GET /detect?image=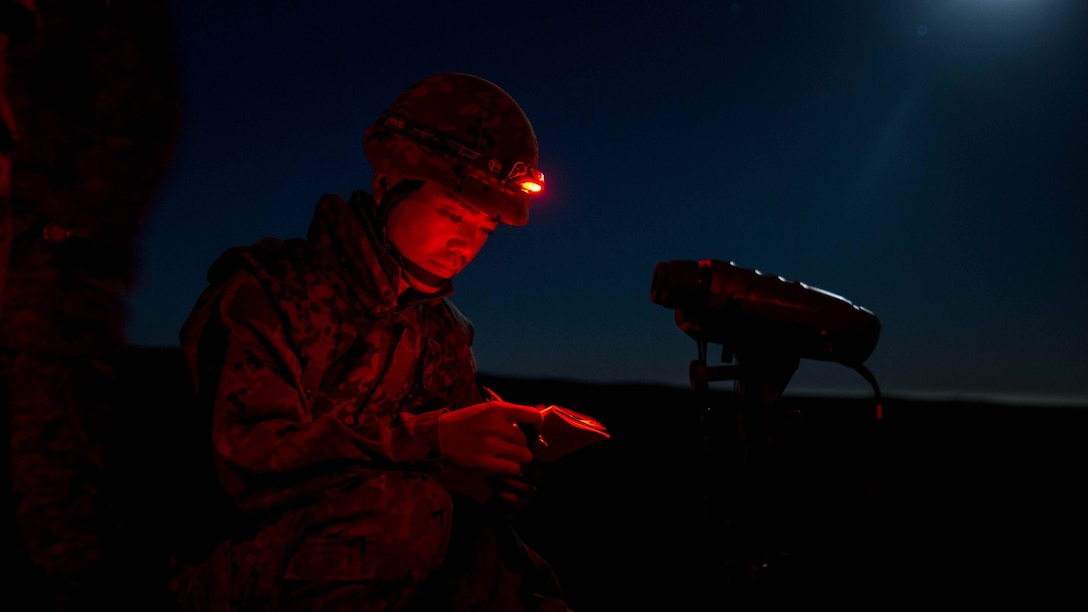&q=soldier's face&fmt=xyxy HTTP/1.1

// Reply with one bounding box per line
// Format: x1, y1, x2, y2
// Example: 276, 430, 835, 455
386, 182, 499, 289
